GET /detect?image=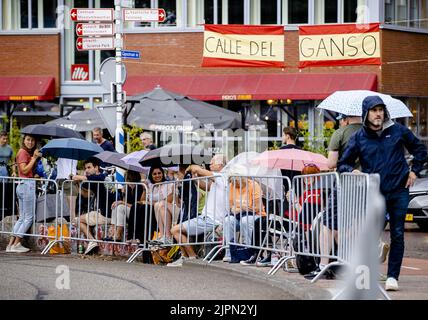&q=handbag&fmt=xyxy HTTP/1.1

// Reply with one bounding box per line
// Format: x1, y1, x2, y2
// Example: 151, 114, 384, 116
36, 192, 70, 223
